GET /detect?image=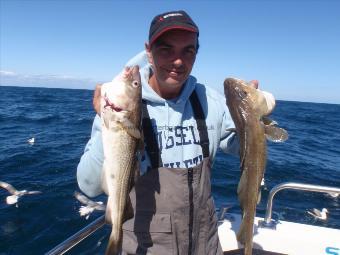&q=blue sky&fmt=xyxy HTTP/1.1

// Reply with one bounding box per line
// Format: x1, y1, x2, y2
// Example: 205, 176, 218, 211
1, 0, 339, 104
